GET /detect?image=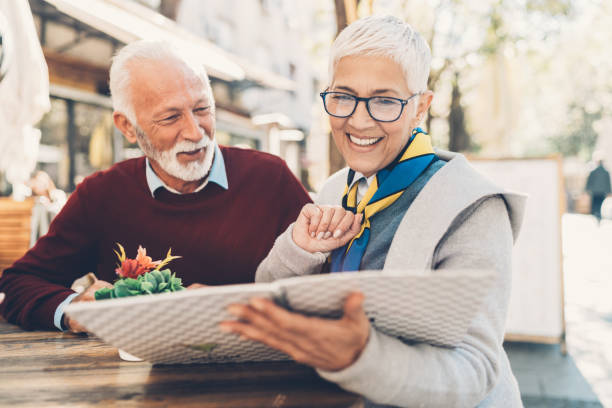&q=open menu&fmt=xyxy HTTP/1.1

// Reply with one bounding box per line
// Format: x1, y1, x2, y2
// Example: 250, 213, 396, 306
65, 269, 494, 364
